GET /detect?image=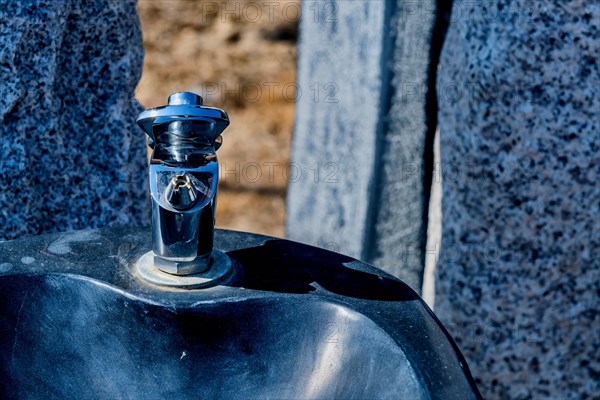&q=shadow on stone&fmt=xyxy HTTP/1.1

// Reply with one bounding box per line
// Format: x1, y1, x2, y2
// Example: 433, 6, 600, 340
228, 239, 418, 302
